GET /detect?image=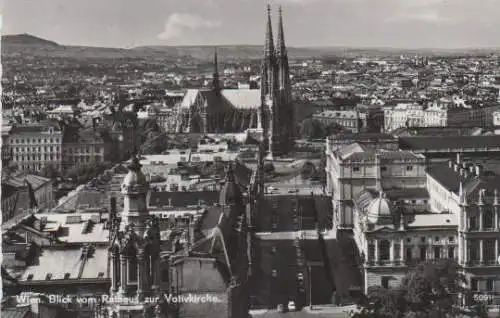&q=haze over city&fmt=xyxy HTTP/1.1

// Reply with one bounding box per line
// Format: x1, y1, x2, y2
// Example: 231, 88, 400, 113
3, 0, 500, 49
